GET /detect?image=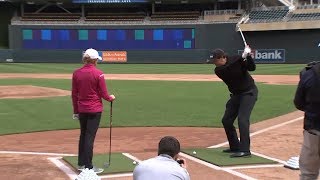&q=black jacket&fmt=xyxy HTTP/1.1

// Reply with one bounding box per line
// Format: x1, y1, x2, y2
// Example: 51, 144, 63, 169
294, 63, 320, 131
214, 55, 256, 94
